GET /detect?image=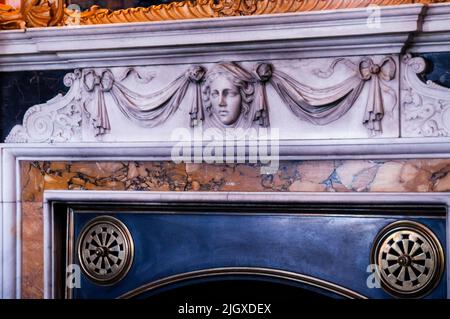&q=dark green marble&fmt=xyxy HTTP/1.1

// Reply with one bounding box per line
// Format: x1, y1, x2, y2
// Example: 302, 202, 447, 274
0, 70, 70, 141
420, 52, 450, 89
